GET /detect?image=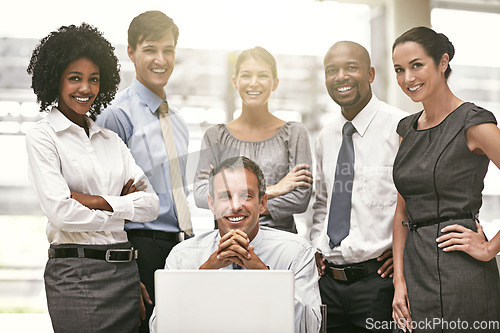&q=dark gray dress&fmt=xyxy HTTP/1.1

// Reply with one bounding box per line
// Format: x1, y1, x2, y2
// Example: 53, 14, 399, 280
393, 102, 500, 332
